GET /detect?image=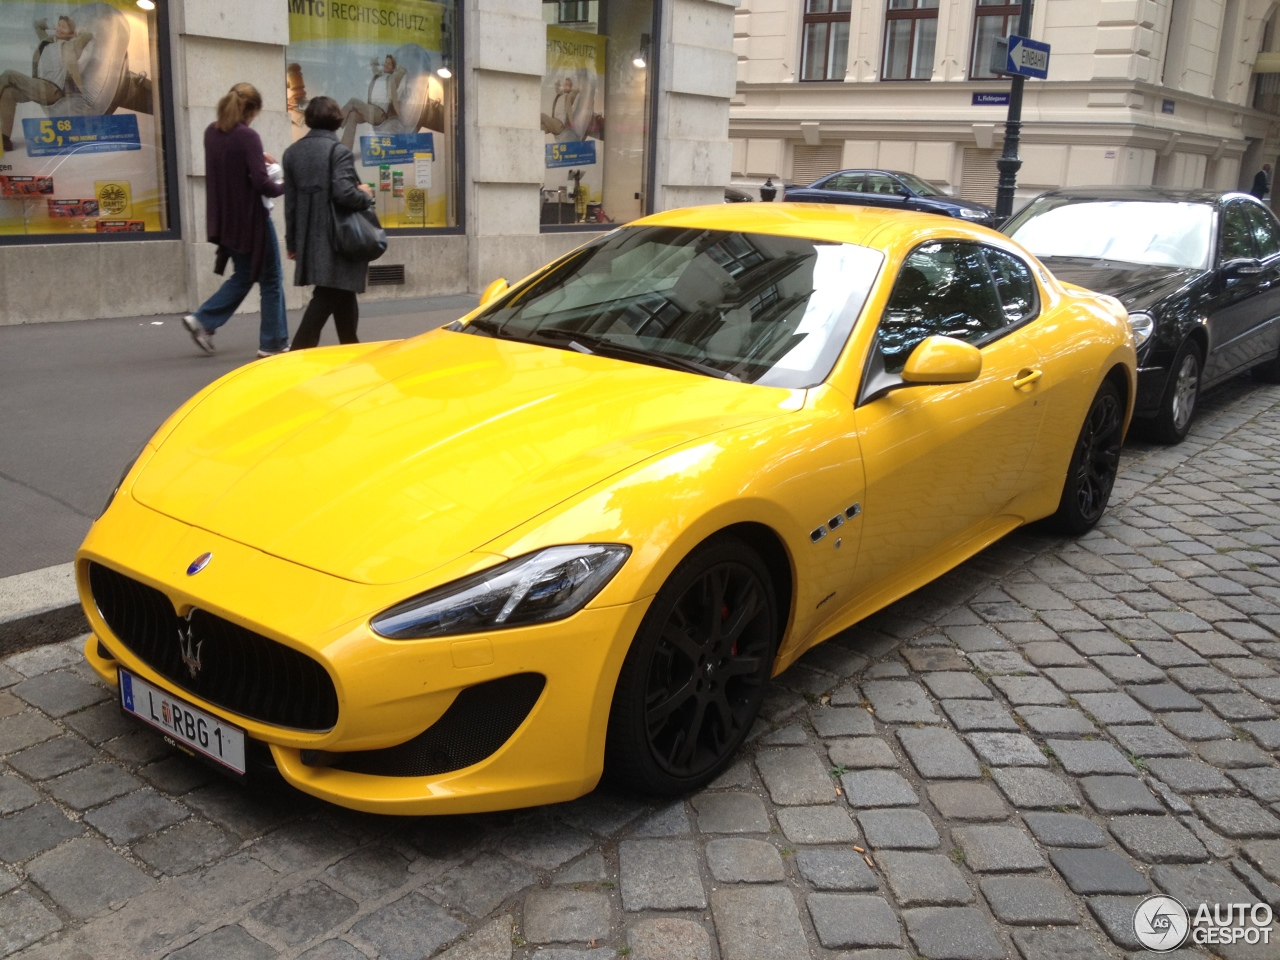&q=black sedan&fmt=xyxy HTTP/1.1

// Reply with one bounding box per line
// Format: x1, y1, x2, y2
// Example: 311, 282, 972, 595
1004, 187, 1280, 442
784, 169, 998, 227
